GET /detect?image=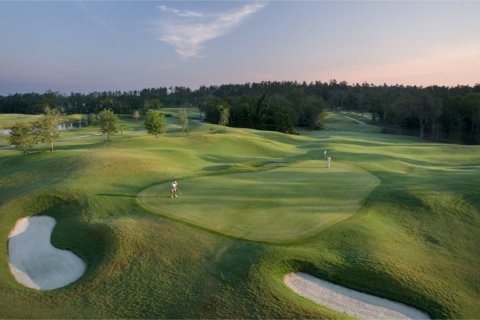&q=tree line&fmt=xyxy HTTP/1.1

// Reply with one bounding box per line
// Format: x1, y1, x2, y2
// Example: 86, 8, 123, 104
1, 81, 480, 144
